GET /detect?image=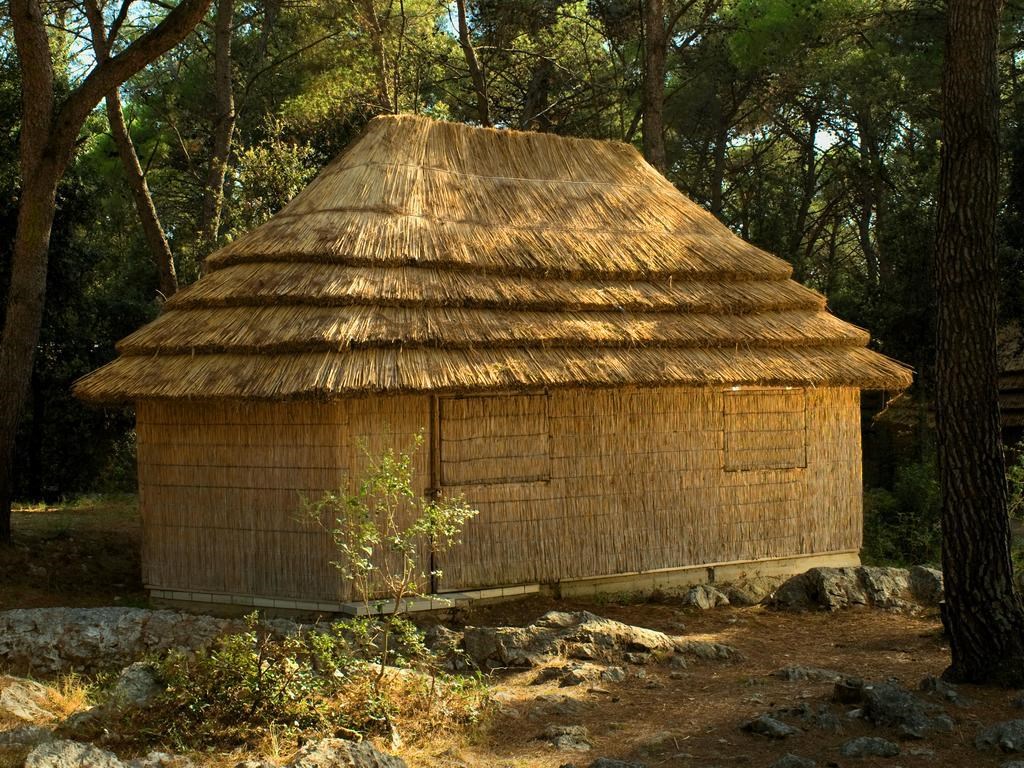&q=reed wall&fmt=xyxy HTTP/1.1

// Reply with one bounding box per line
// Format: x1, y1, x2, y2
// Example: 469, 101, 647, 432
135, 385, 861, 600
